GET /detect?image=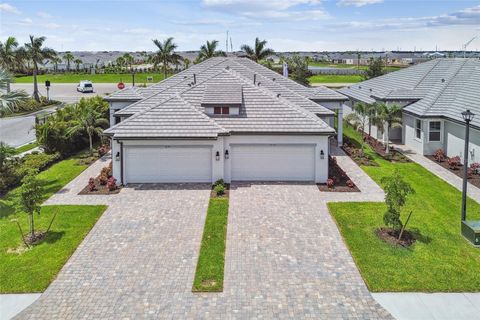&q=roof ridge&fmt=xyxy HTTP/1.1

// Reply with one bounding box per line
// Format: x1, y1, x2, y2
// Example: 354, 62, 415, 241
412, 59, 443, 89
224, 67, 330, 129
